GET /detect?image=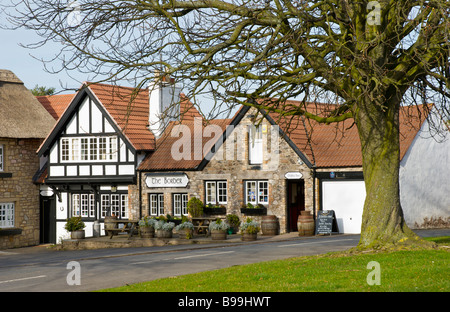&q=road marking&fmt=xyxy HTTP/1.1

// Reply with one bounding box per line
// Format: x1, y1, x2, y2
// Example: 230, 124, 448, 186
0, 275, 47, 284
277, 238, 356, 248
173, 250, 235, 260
131, 250, 235, 265
0, 251, 17, 255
